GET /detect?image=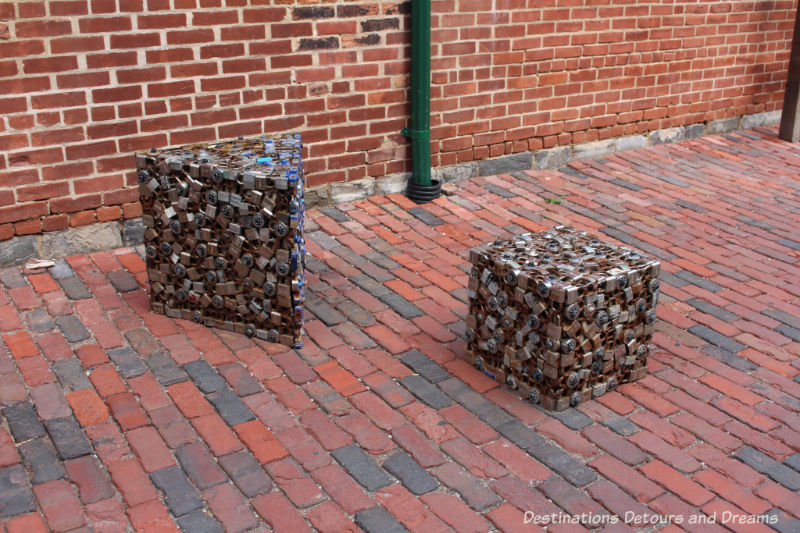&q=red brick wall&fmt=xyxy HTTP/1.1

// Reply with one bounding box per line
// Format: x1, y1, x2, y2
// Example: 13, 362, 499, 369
0, 0, 796, 241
